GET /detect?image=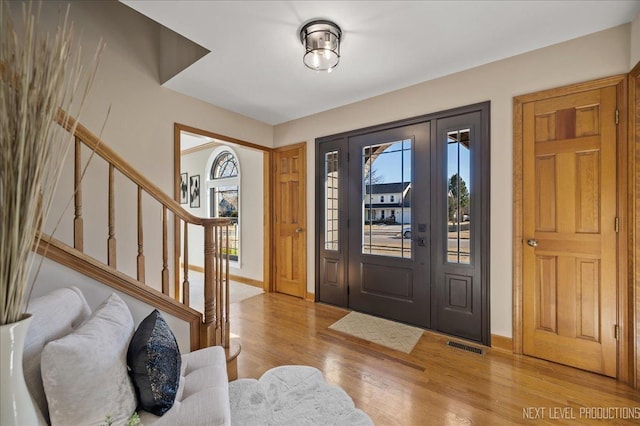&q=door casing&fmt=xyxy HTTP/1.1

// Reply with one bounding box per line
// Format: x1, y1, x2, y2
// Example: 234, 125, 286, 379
629, 61, 640, 389
173, 123, 273, 296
